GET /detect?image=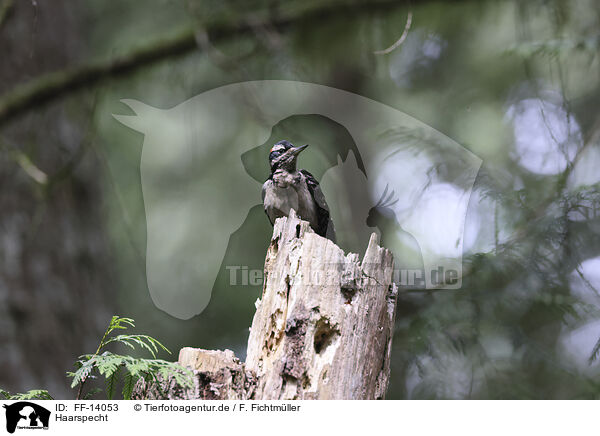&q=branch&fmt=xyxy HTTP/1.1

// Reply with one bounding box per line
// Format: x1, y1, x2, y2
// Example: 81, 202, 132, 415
374, 11, 413, 55
0, 27, 196, 126
0, 0, 407, 127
